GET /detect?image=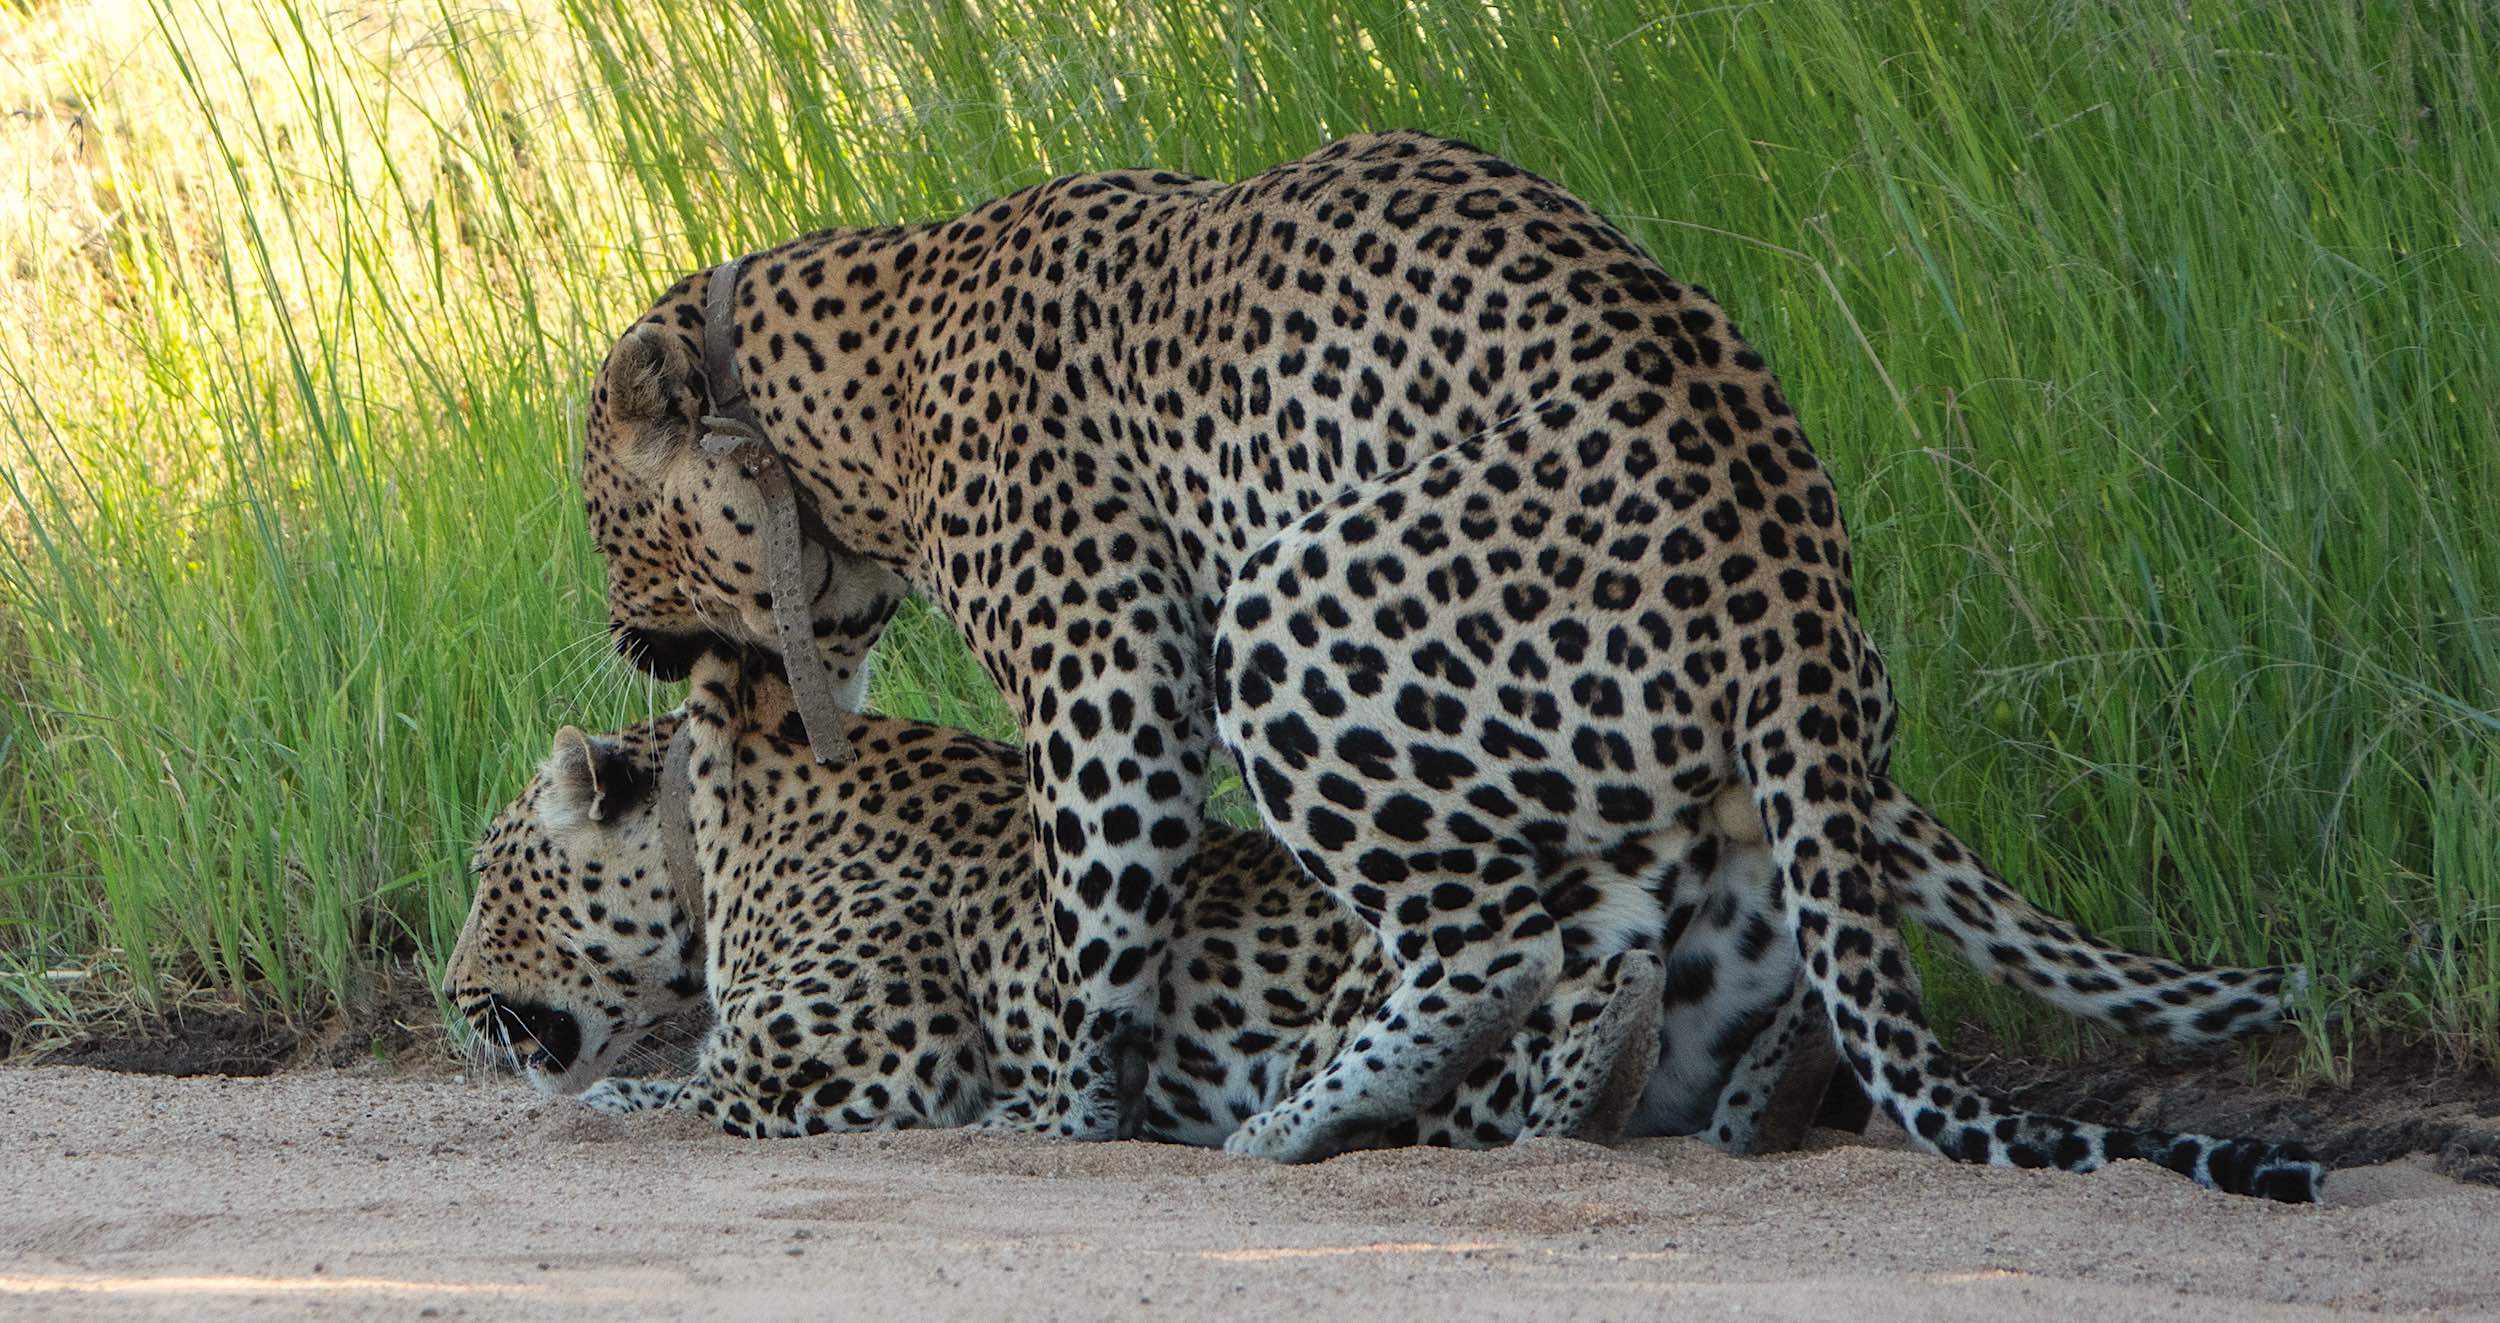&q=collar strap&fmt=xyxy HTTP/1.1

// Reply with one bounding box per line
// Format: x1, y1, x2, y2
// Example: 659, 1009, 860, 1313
659, 721, 702, 929
698, 253, 856, 767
